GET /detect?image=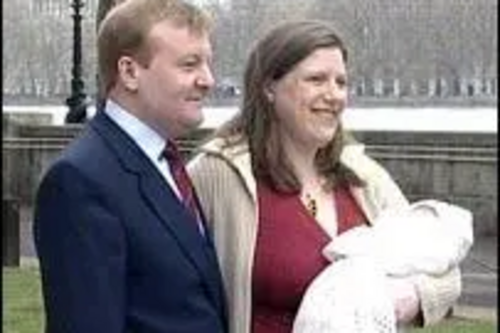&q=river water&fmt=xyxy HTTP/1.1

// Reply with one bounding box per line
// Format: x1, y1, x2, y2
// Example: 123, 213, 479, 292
3, 105, 497, 133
